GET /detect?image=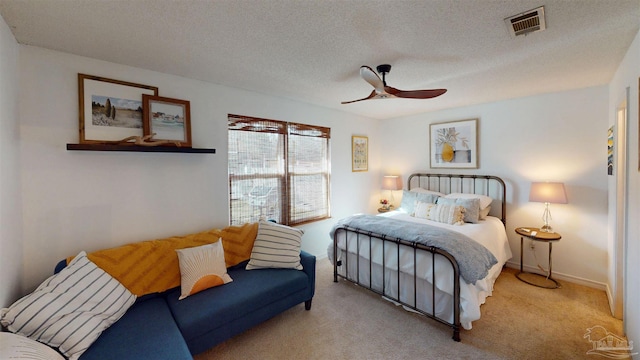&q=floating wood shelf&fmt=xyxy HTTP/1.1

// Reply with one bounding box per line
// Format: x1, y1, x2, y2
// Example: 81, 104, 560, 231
66, 143, 216, 154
